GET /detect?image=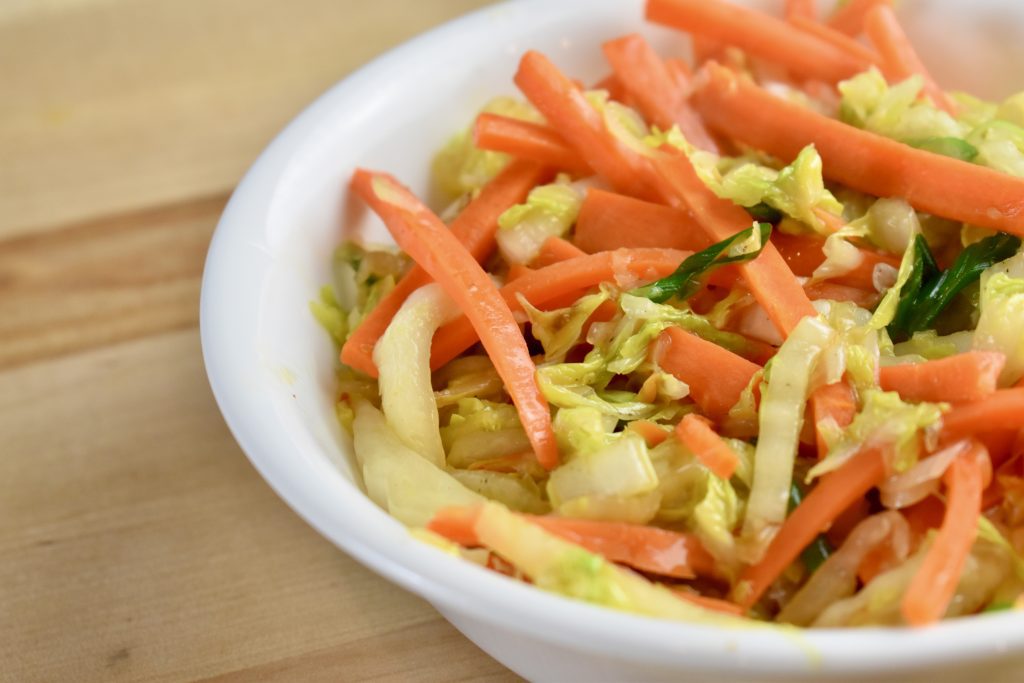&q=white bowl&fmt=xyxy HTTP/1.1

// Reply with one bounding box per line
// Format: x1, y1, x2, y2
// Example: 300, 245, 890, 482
200, 1, 1024, 680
